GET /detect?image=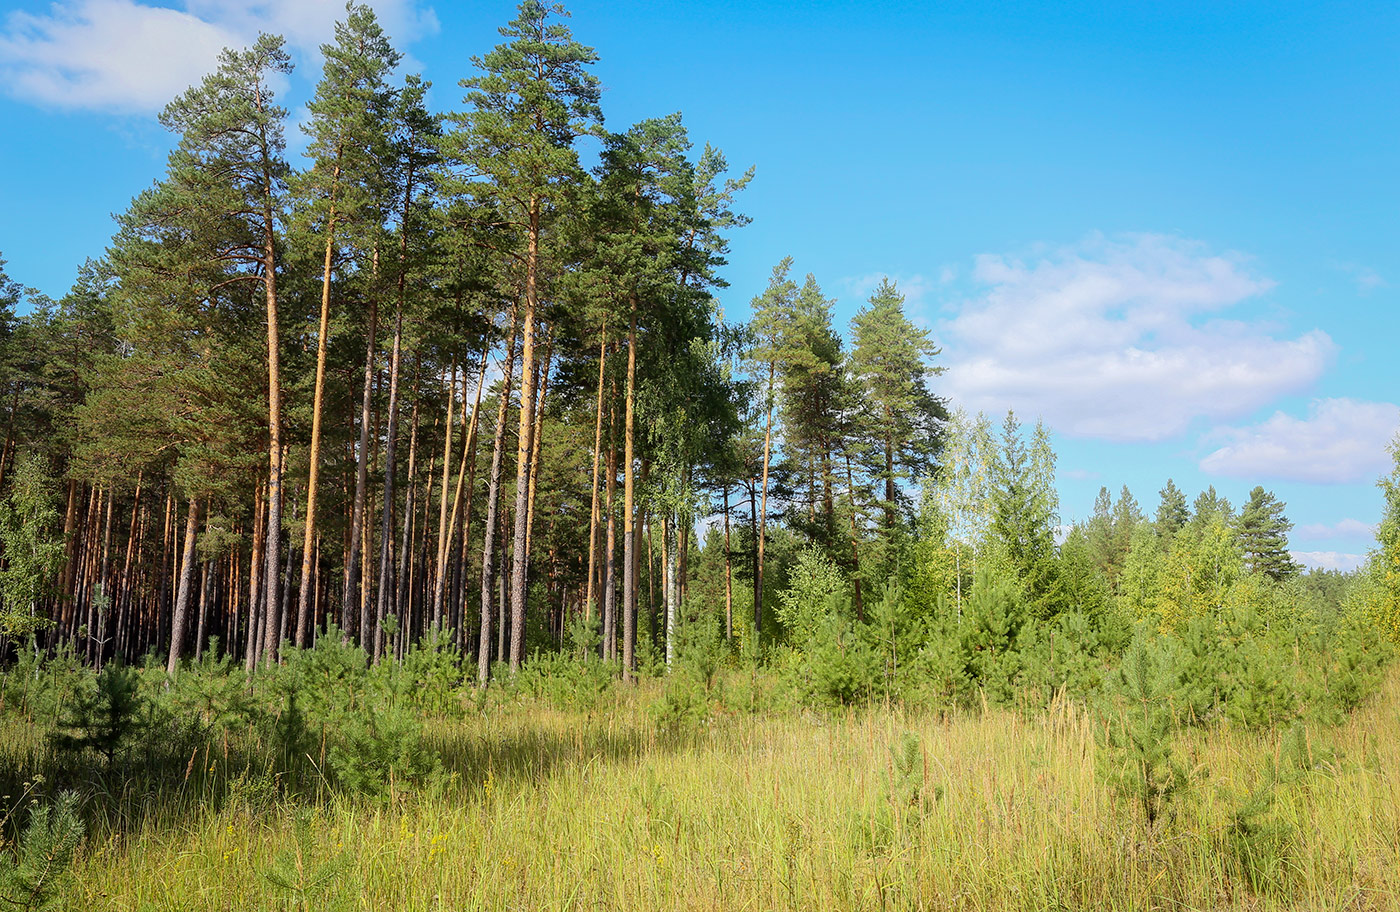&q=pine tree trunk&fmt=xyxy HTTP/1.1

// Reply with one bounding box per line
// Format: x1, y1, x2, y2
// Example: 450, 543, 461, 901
244, 481, 265, 671
431, 361, 459, 630
343, 290, 380, 642
663, 512, 675, 670
602, 394, 618, 661
584, 331, 607, 622
621, 307, 639, 681
756, 362, 775, 638
259, 119, 285, 667
435, 349, 487, 641
453, 356, 488, 656
167, 498, 201, 677
295, 187, 339, 648
396, 380, 421, 652
523, 338, 552, 570
372, 295, 407, 661
846, 452, 865, 621
477, 315, 519, 686
723, 483, 733, 641
507, 197, 543, 673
